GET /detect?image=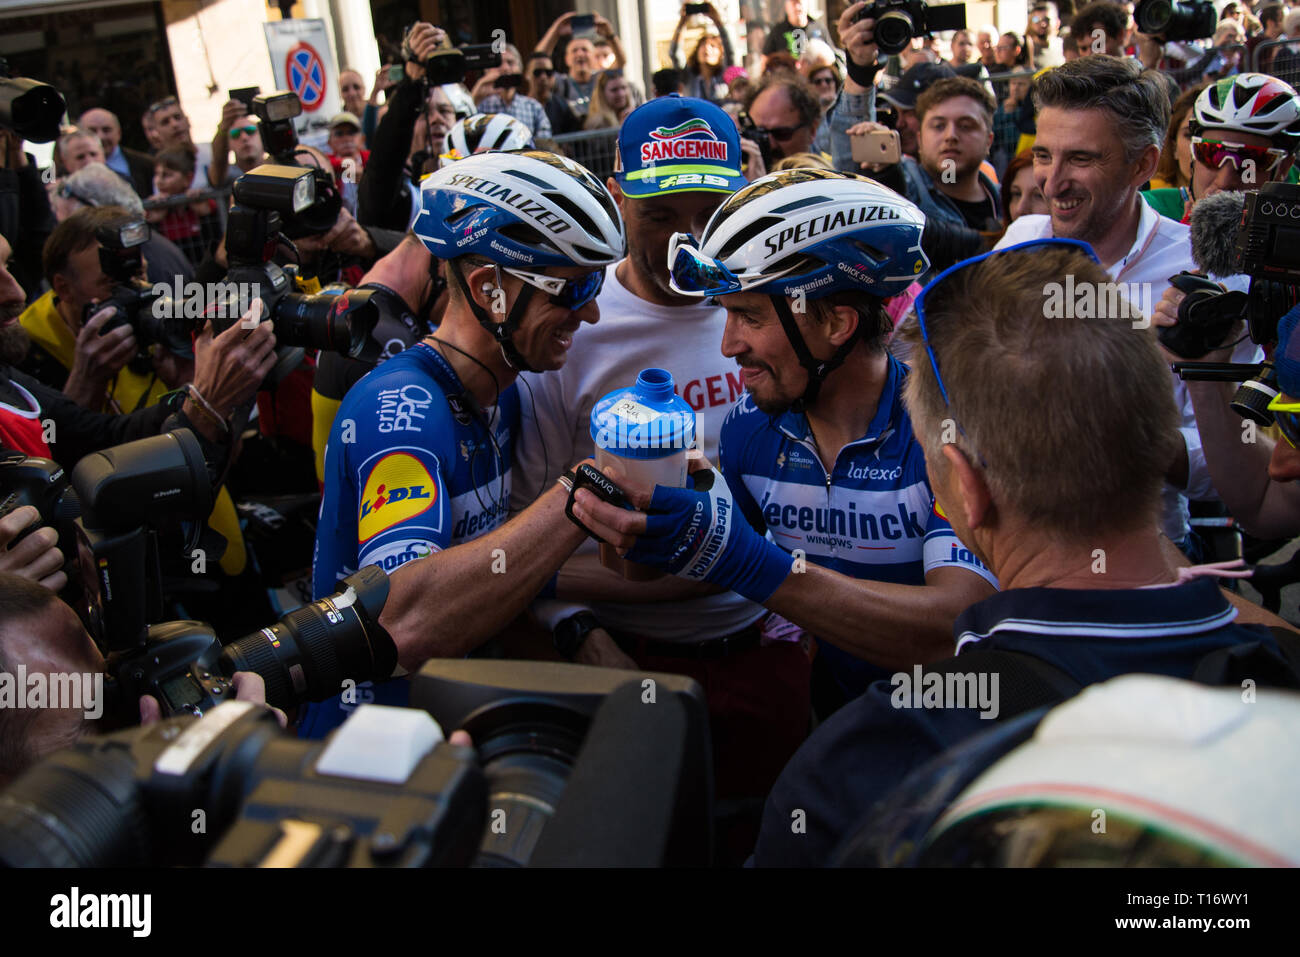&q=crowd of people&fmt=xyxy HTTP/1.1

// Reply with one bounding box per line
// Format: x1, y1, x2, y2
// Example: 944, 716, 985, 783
2, 0, 1300, 869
